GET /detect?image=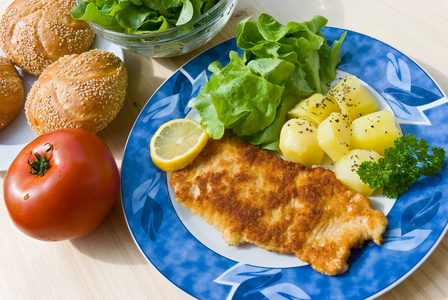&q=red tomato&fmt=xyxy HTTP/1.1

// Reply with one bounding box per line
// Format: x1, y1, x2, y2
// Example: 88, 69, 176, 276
3, 128, 120, 241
